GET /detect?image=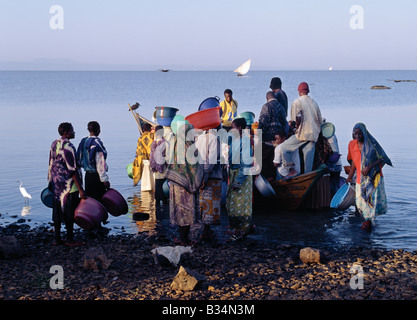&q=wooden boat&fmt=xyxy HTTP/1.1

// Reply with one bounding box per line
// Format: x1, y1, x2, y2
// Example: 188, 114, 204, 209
128, 103, 156, 134
254, 164, 331, 211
